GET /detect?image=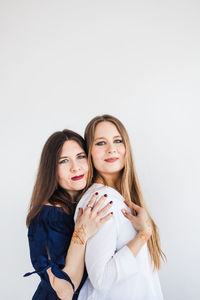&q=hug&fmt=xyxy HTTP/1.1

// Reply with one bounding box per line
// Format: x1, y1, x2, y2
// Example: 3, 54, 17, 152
24, 114, 165, 300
